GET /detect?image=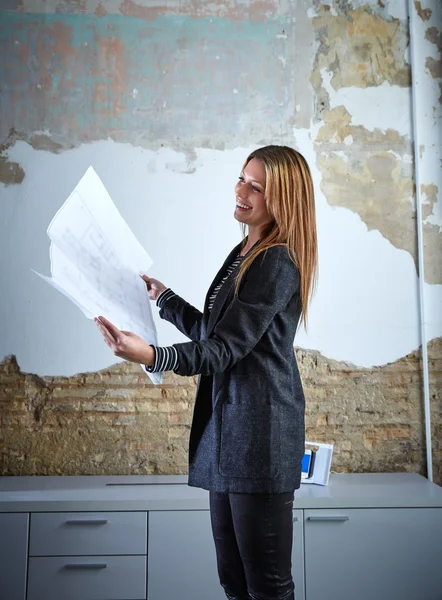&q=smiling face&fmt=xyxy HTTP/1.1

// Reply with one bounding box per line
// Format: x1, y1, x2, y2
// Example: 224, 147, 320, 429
234, 158, 272, 232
